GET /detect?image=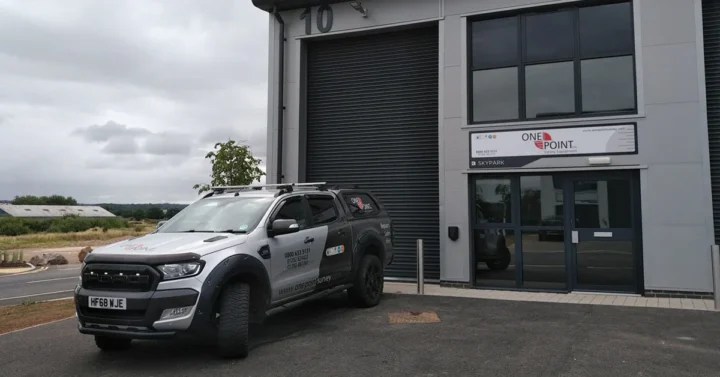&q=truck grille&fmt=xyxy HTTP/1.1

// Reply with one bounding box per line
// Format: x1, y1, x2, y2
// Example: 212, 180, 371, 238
82, 264, 158, 292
